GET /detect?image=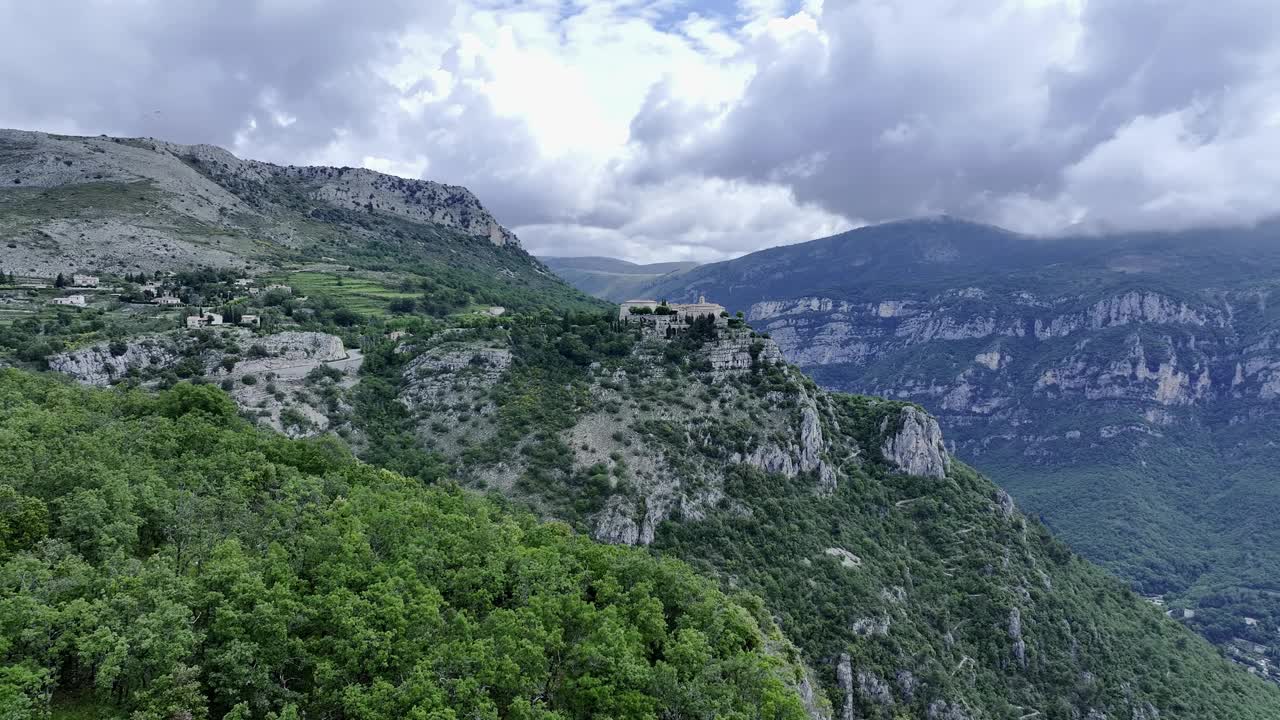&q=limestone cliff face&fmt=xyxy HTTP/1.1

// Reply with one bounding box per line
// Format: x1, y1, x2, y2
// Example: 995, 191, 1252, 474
734, 287, 1276, 455
880, 406, 950, 479
49, 329, 359, 438
181, 145, 519, 246
48, 337, 178, 386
